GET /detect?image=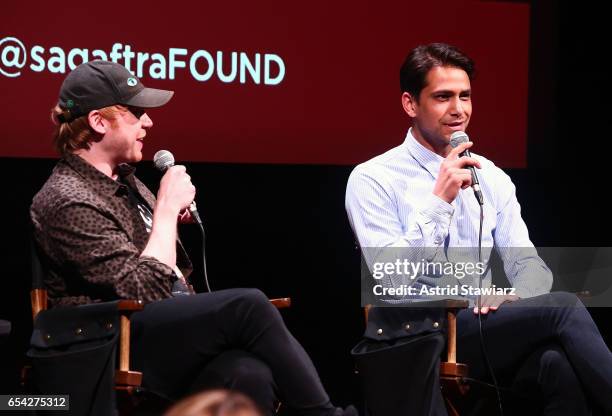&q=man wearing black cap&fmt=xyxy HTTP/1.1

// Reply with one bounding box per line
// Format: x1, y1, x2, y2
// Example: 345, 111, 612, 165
31, 60, 357, 416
